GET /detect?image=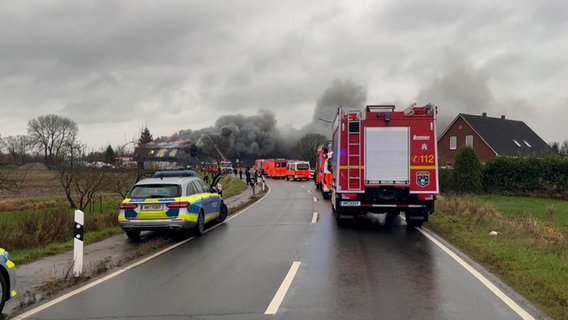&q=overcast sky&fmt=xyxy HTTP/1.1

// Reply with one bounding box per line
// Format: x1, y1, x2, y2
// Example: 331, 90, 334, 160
1, 0, 567, 151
